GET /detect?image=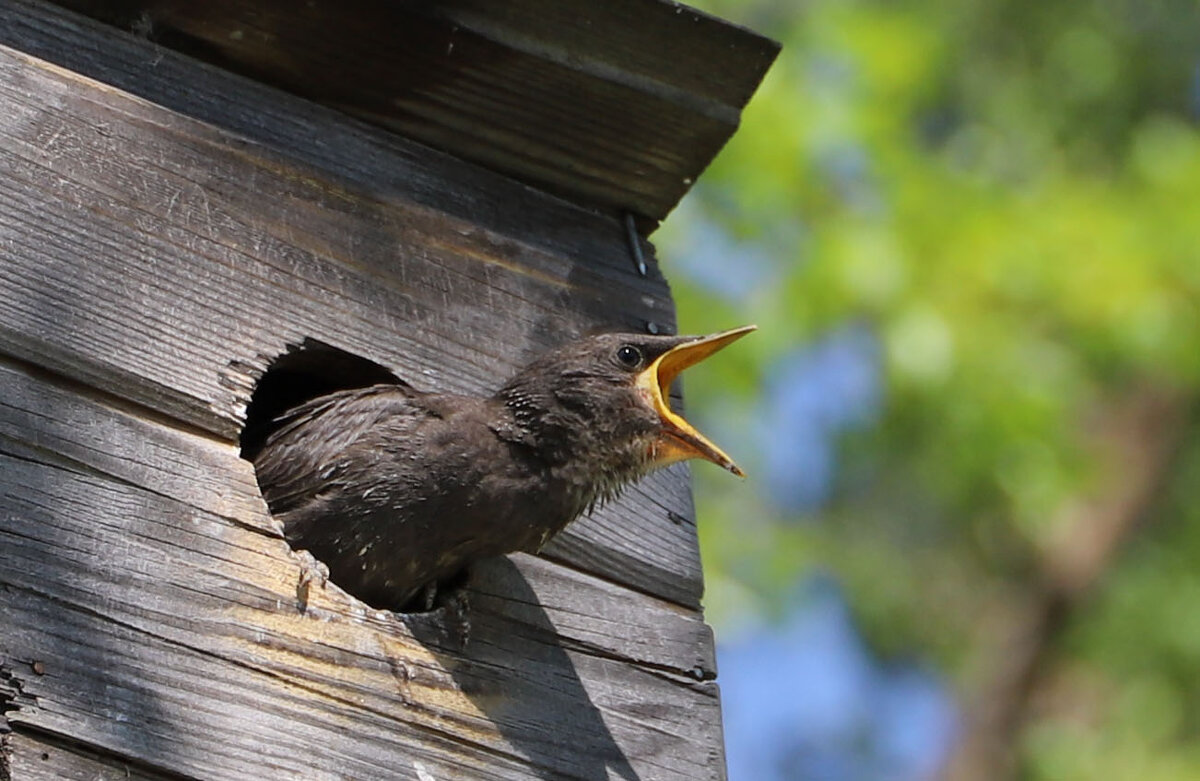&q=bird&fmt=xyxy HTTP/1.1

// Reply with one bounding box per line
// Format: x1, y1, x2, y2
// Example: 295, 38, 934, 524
252, 325, 755, 612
